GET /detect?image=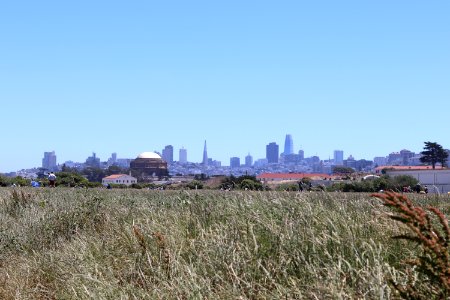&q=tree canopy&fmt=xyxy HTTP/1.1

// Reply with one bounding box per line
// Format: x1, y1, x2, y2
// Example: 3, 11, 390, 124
328, 175, 419, 193
220, 175, 263, 190
420, 142, 448, 169
332, 166, 355, 174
